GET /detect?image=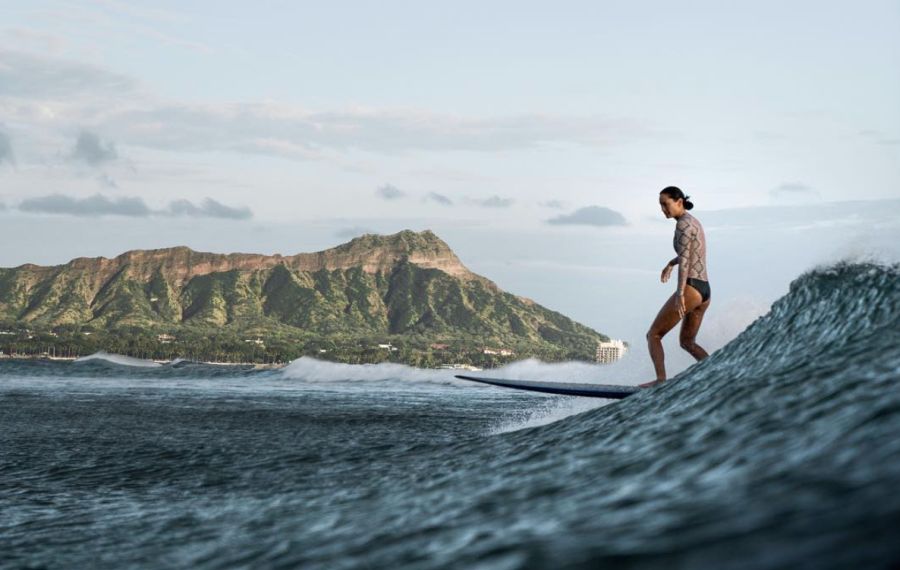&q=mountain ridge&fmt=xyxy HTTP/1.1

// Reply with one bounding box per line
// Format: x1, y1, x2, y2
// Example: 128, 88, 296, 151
8, 229, 478, 283
0, 230, 609, 362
